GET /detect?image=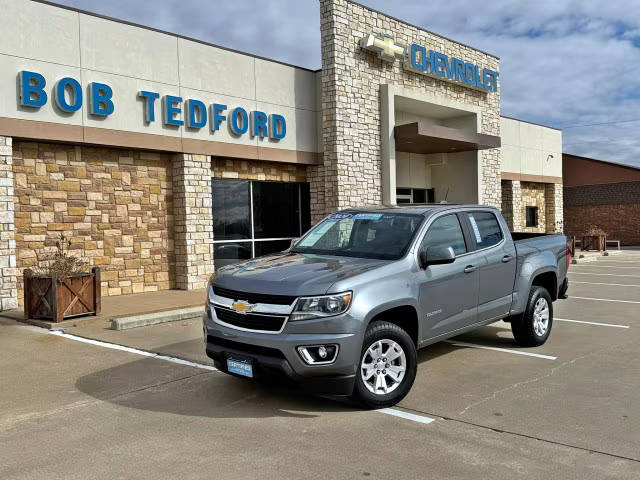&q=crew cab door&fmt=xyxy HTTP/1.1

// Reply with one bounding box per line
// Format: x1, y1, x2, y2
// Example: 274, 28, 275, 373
417, 213, 483, 341
462, 211, 517, 322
